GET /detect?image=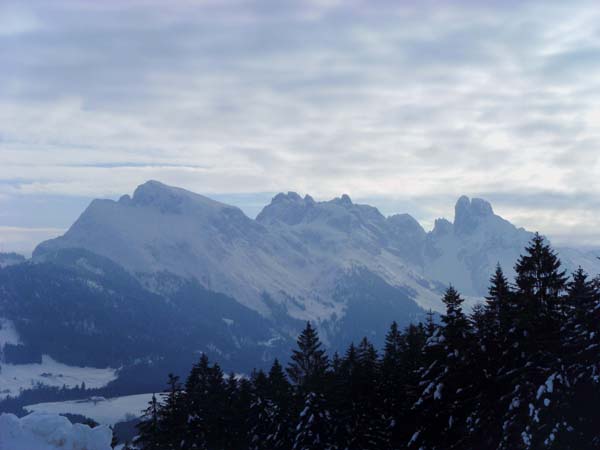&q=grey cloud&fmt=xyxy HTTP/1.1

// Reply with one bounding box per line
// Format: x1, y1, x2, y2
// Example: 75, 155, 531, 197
2, 0, 600, 251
